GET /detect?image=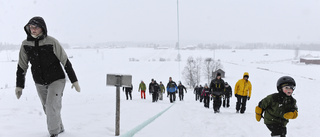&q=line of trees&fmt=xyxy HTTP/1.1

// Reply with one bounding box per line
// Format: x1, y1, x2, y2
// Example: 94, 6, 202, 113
182, 56, 223, 88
